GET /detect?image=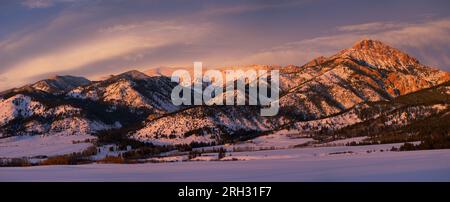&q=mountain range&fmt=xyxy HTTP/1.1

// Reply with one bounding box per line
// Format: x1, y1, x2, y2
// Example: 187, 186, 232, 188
1, 39, 449, 146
